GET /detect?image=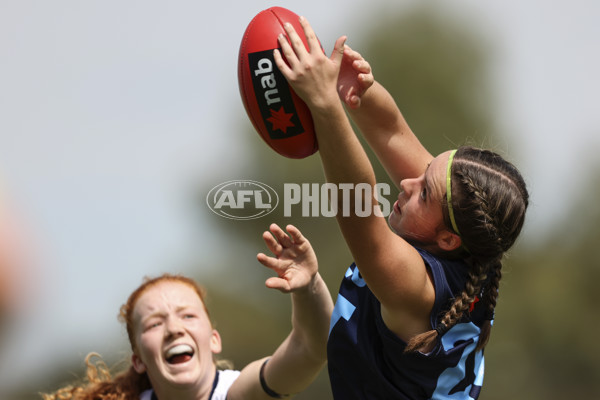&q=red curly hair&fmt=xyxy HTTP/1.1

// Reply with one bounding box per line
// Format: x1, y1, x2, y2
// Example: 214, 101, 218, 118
41, 274, 214, 400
